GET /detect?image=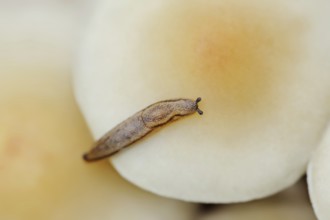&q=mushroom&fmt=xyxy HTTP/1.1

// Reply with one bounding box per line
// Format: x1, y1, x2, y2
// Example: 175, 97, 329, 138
74, 0, 330, 202
0, 2, 196, 219
308, 124, 330, 220
200, 180, 316, 220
